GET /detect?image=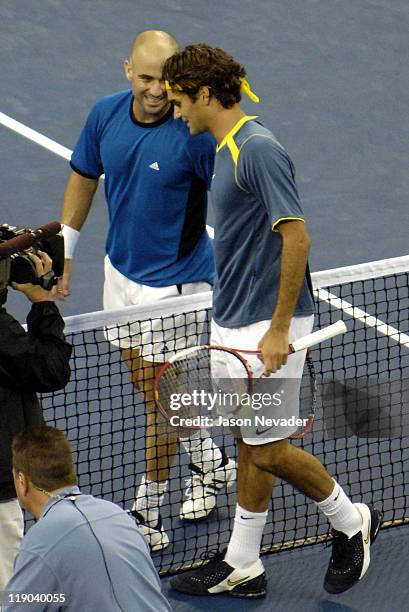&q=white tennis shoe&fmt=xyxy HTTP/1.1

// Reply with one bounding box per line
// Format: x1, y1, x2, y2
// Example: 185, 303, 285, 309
130, 509, 170, 551
180, 452, 237, 521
